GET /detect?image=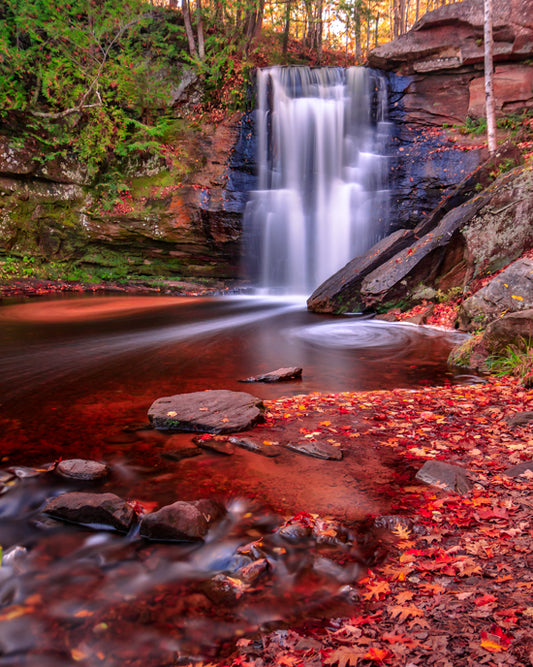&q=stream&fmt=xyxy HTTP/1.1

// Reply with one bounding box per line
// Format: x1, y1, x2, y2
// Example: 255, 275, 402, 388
0, 294, 470, 665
